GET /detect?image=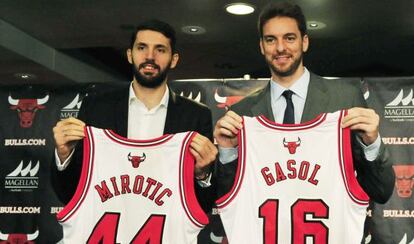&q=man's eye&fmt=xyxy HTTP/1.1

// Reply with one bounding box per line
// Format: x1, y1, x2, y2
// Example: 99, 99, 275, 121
286, 36, 296, 42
